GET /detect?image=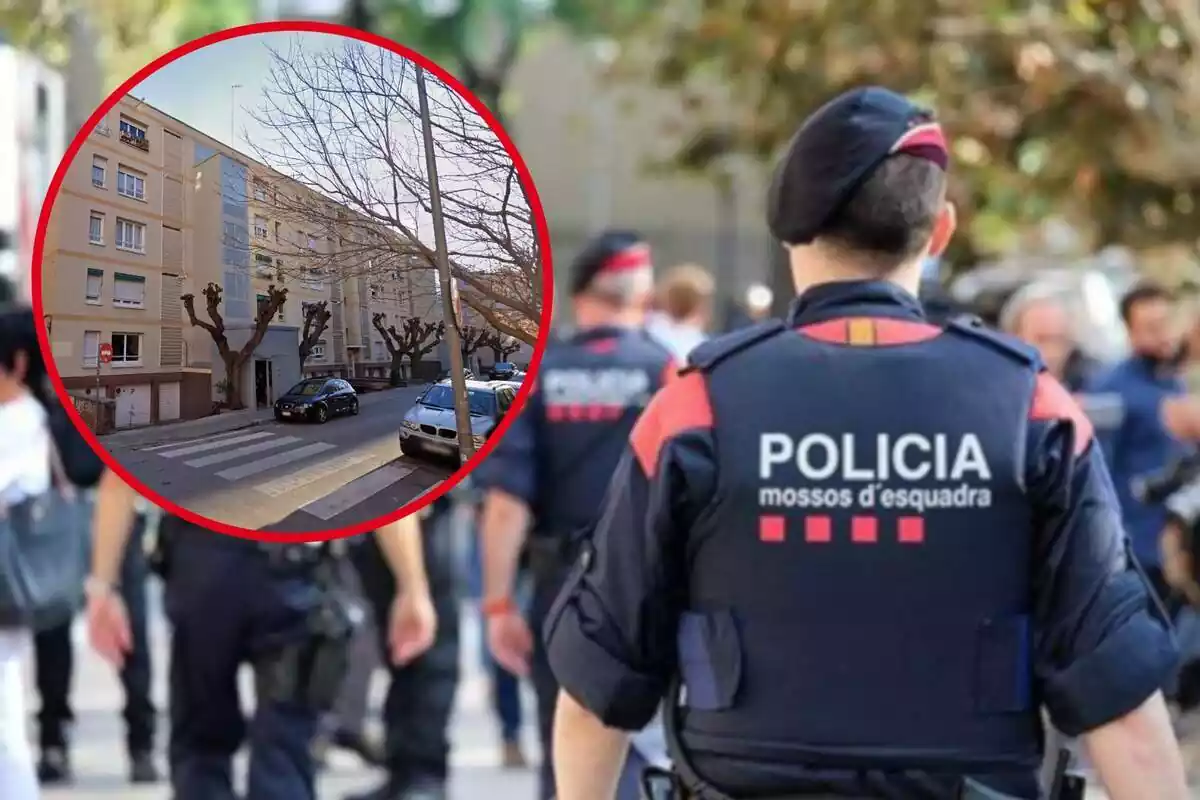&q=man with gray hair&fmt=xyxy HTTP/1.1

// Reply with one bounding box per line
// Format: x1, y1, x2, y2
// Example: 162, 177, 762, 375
1000, 283, 1076, 385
